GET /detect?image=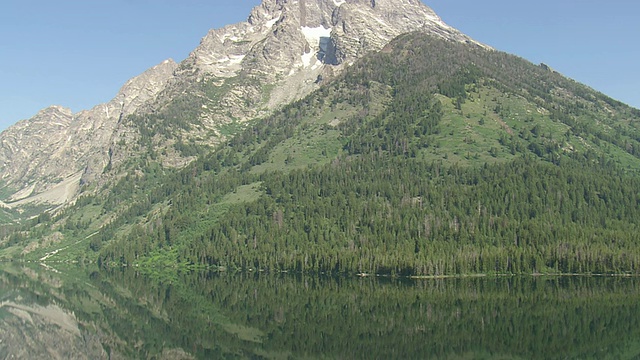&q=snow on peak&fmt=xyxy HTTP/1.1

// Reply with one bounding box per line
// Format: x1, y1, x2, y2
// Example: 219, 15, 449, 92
300, 26, 332, 68
301, 26, 332, 50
